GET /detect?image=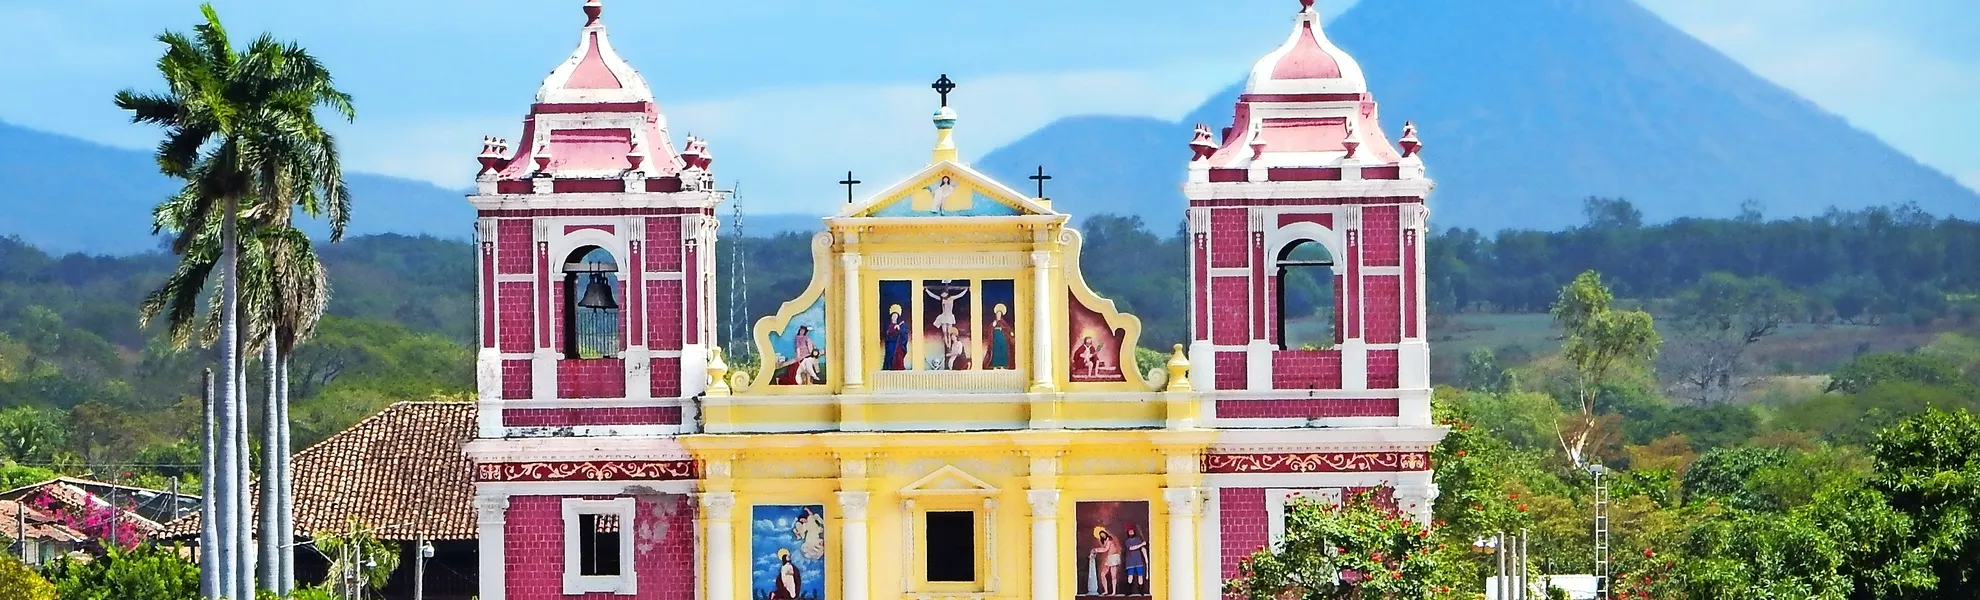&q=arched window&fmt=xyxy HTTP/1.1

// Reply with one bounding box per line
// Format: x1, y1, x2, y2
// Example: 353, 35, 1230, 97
1275, 240, 1337, 350
562, 246, 621, 359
